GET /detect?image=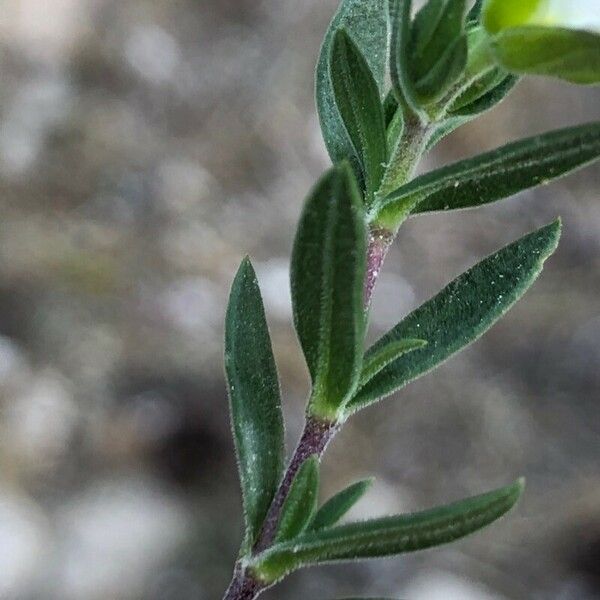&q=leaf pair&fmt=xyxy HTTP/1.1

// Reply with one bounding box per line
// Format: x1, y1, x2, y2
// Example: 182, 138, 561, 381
277, 462, 372, 543
373, 122, 600, 231
251, 479, 524, 584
